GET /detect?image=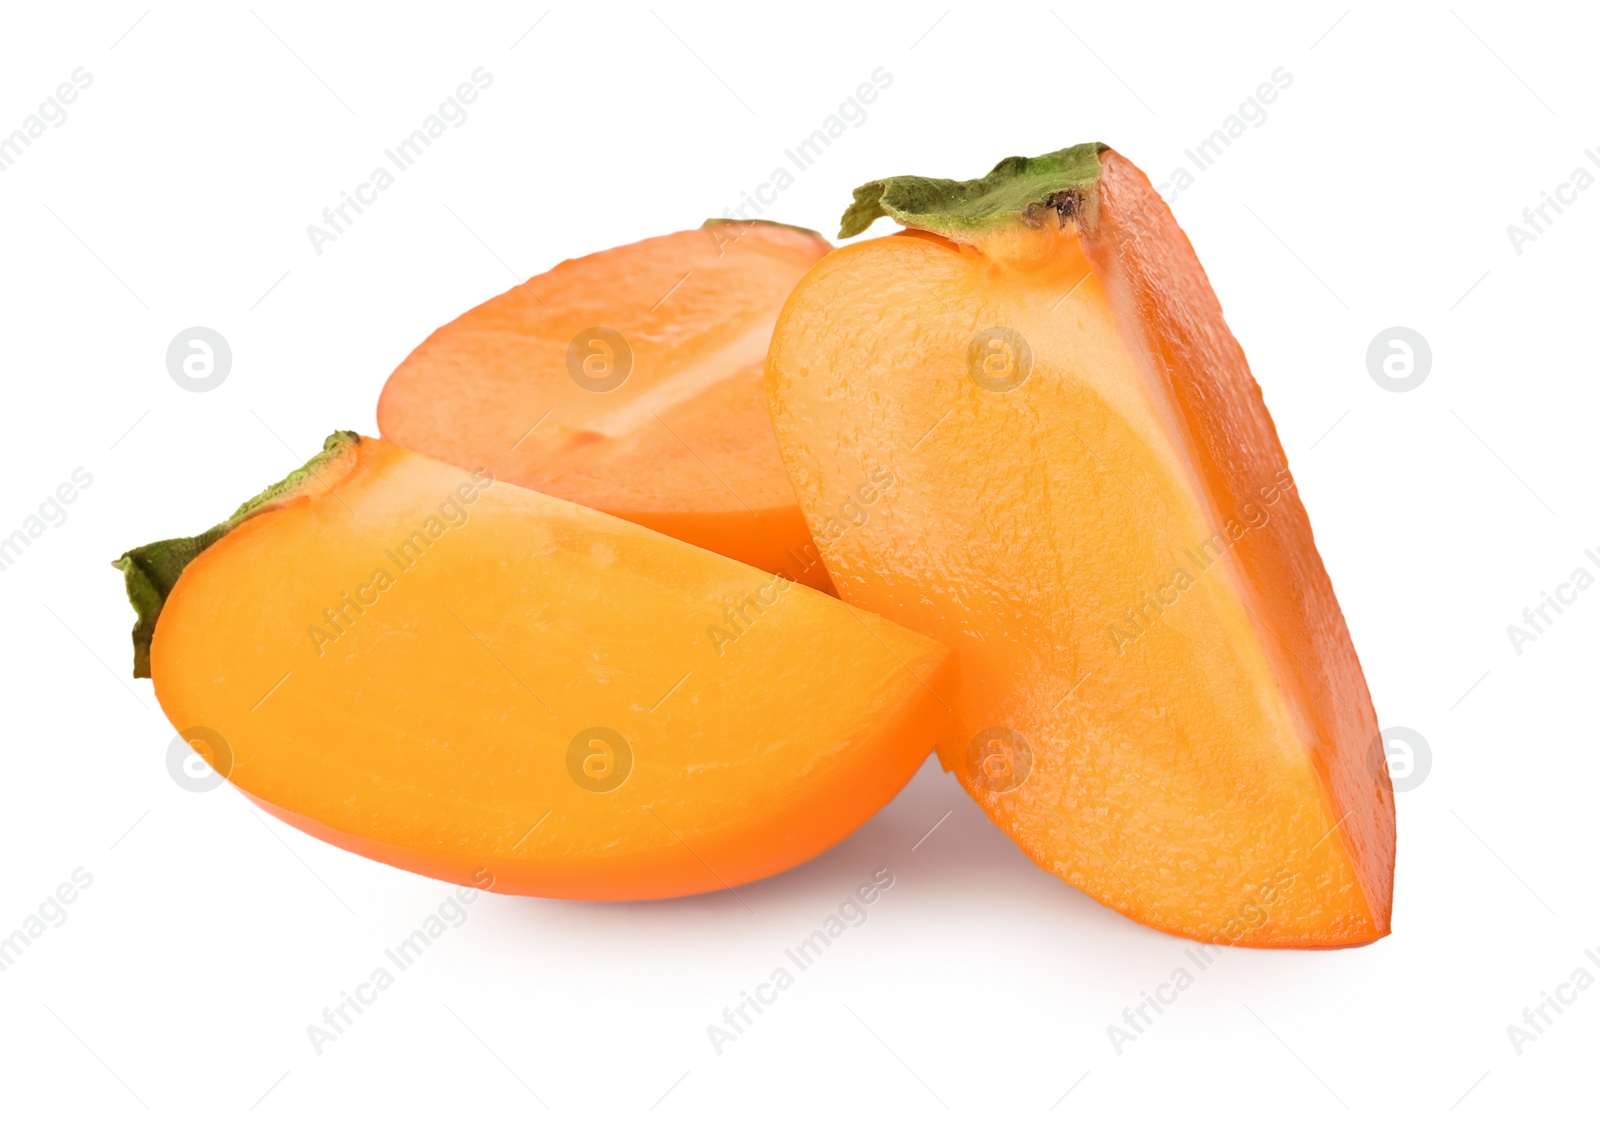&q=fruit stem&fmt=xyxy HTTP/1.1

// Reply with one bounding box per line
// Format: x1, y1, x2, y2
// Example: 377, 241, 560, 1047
113, 431, 362, 678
